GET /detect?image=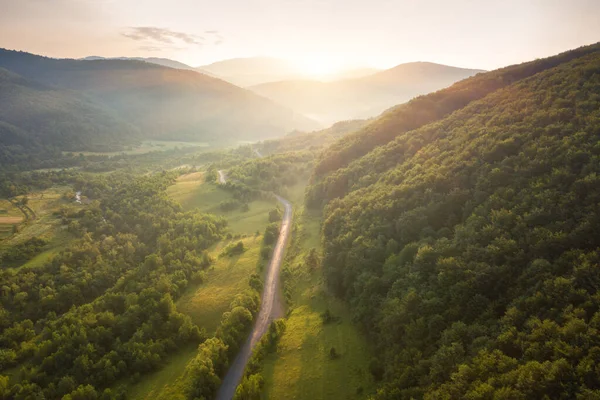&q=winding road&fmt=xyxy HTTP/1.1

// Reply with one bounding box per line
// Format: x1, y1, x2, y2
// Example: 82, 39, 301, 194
215, 168, 292, 400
